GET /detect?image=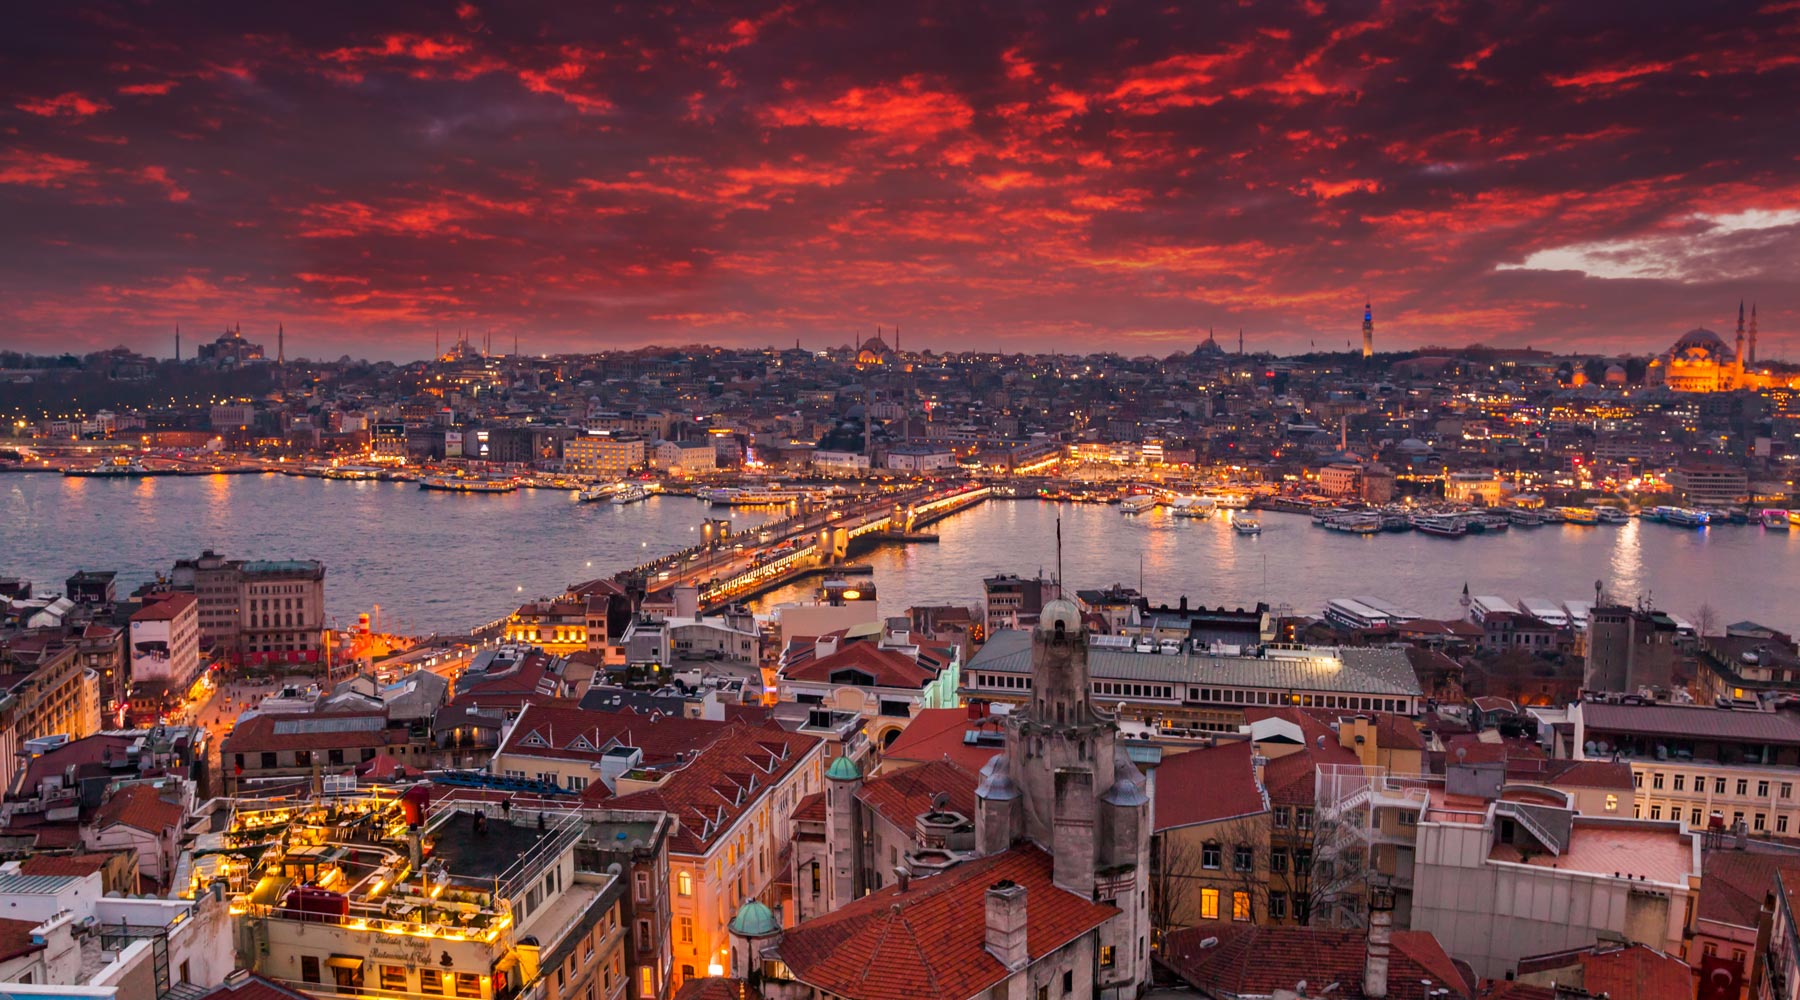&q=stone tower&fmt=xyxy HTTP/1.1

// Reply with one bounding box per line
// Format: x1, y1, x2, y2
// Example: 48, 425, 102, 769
1362, 301, 1375, 359
974, 599, 1152, 999
823, 754, 863, 910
